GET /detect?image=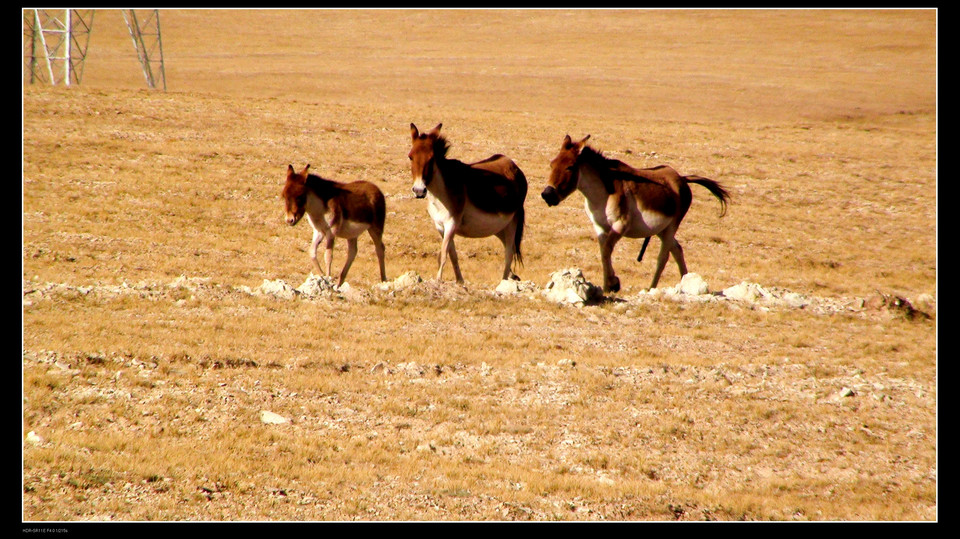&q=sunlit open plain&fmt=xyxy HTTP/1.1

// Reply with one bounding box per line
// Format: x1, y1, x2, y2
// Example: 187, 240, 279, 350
22, 9, 937, 521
